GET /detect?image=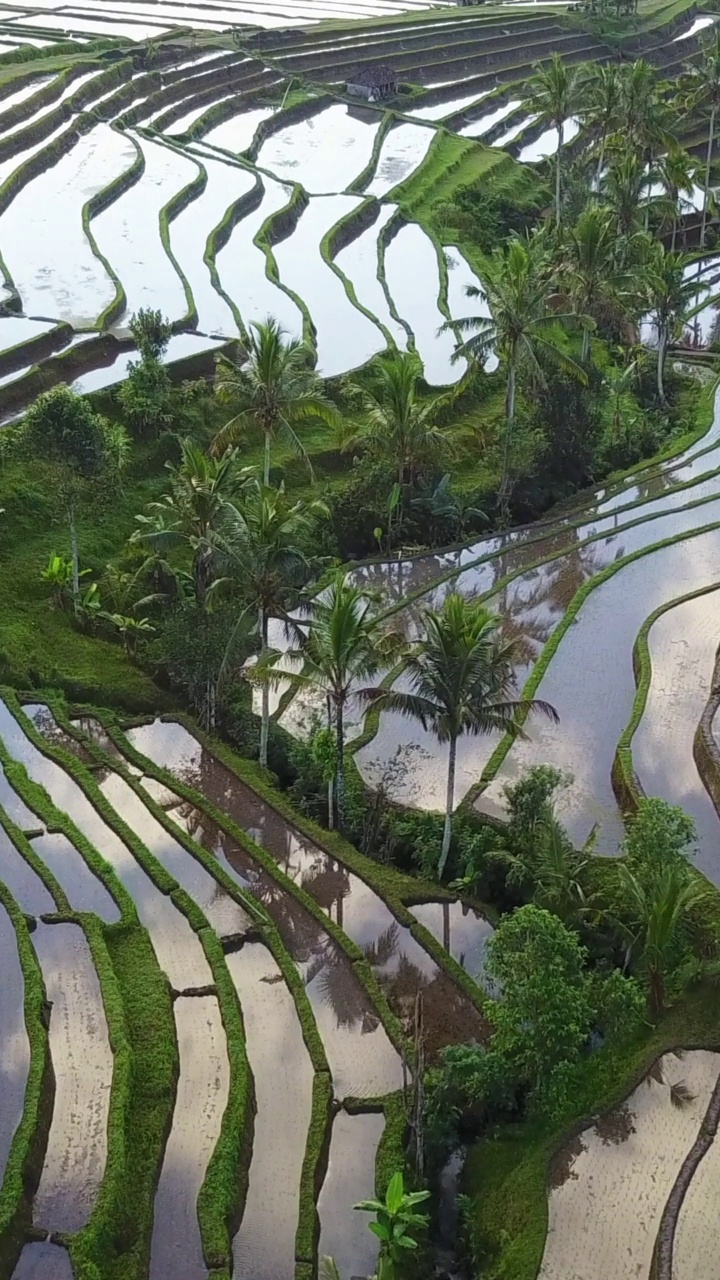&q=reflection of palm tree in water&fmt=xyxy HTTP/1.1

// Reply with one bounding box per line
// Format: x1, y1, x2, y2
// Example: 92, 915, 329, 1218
301, 856, 351, 929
